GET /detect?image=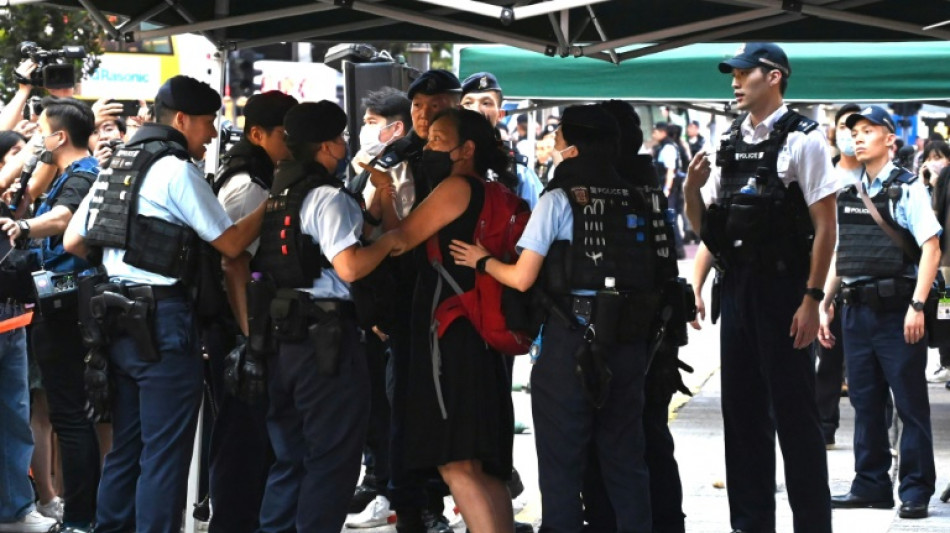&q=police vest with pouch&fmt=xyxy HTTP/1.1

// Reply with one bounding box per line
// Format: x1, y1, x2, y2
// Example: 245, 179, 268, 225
84, 123, 199, 281
836, 167, 919, 279
254, 161, 345, 289
705, 110, 815, 273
